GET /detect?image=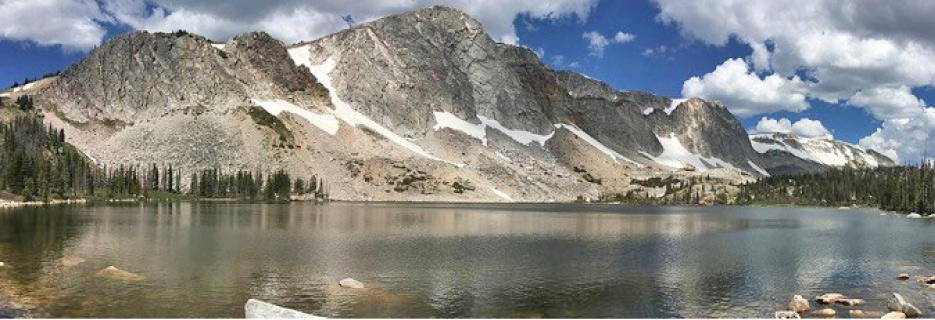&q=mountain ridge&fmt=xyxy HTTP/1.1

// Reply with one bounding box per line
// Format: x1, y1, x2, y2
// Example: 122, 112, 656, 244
14, 5, 893, 202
